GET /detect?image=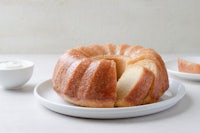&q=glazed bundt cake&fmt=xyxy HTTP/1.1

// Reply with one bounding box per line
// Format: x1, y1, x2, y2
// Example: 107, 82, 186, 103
52, 44, 169, 108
